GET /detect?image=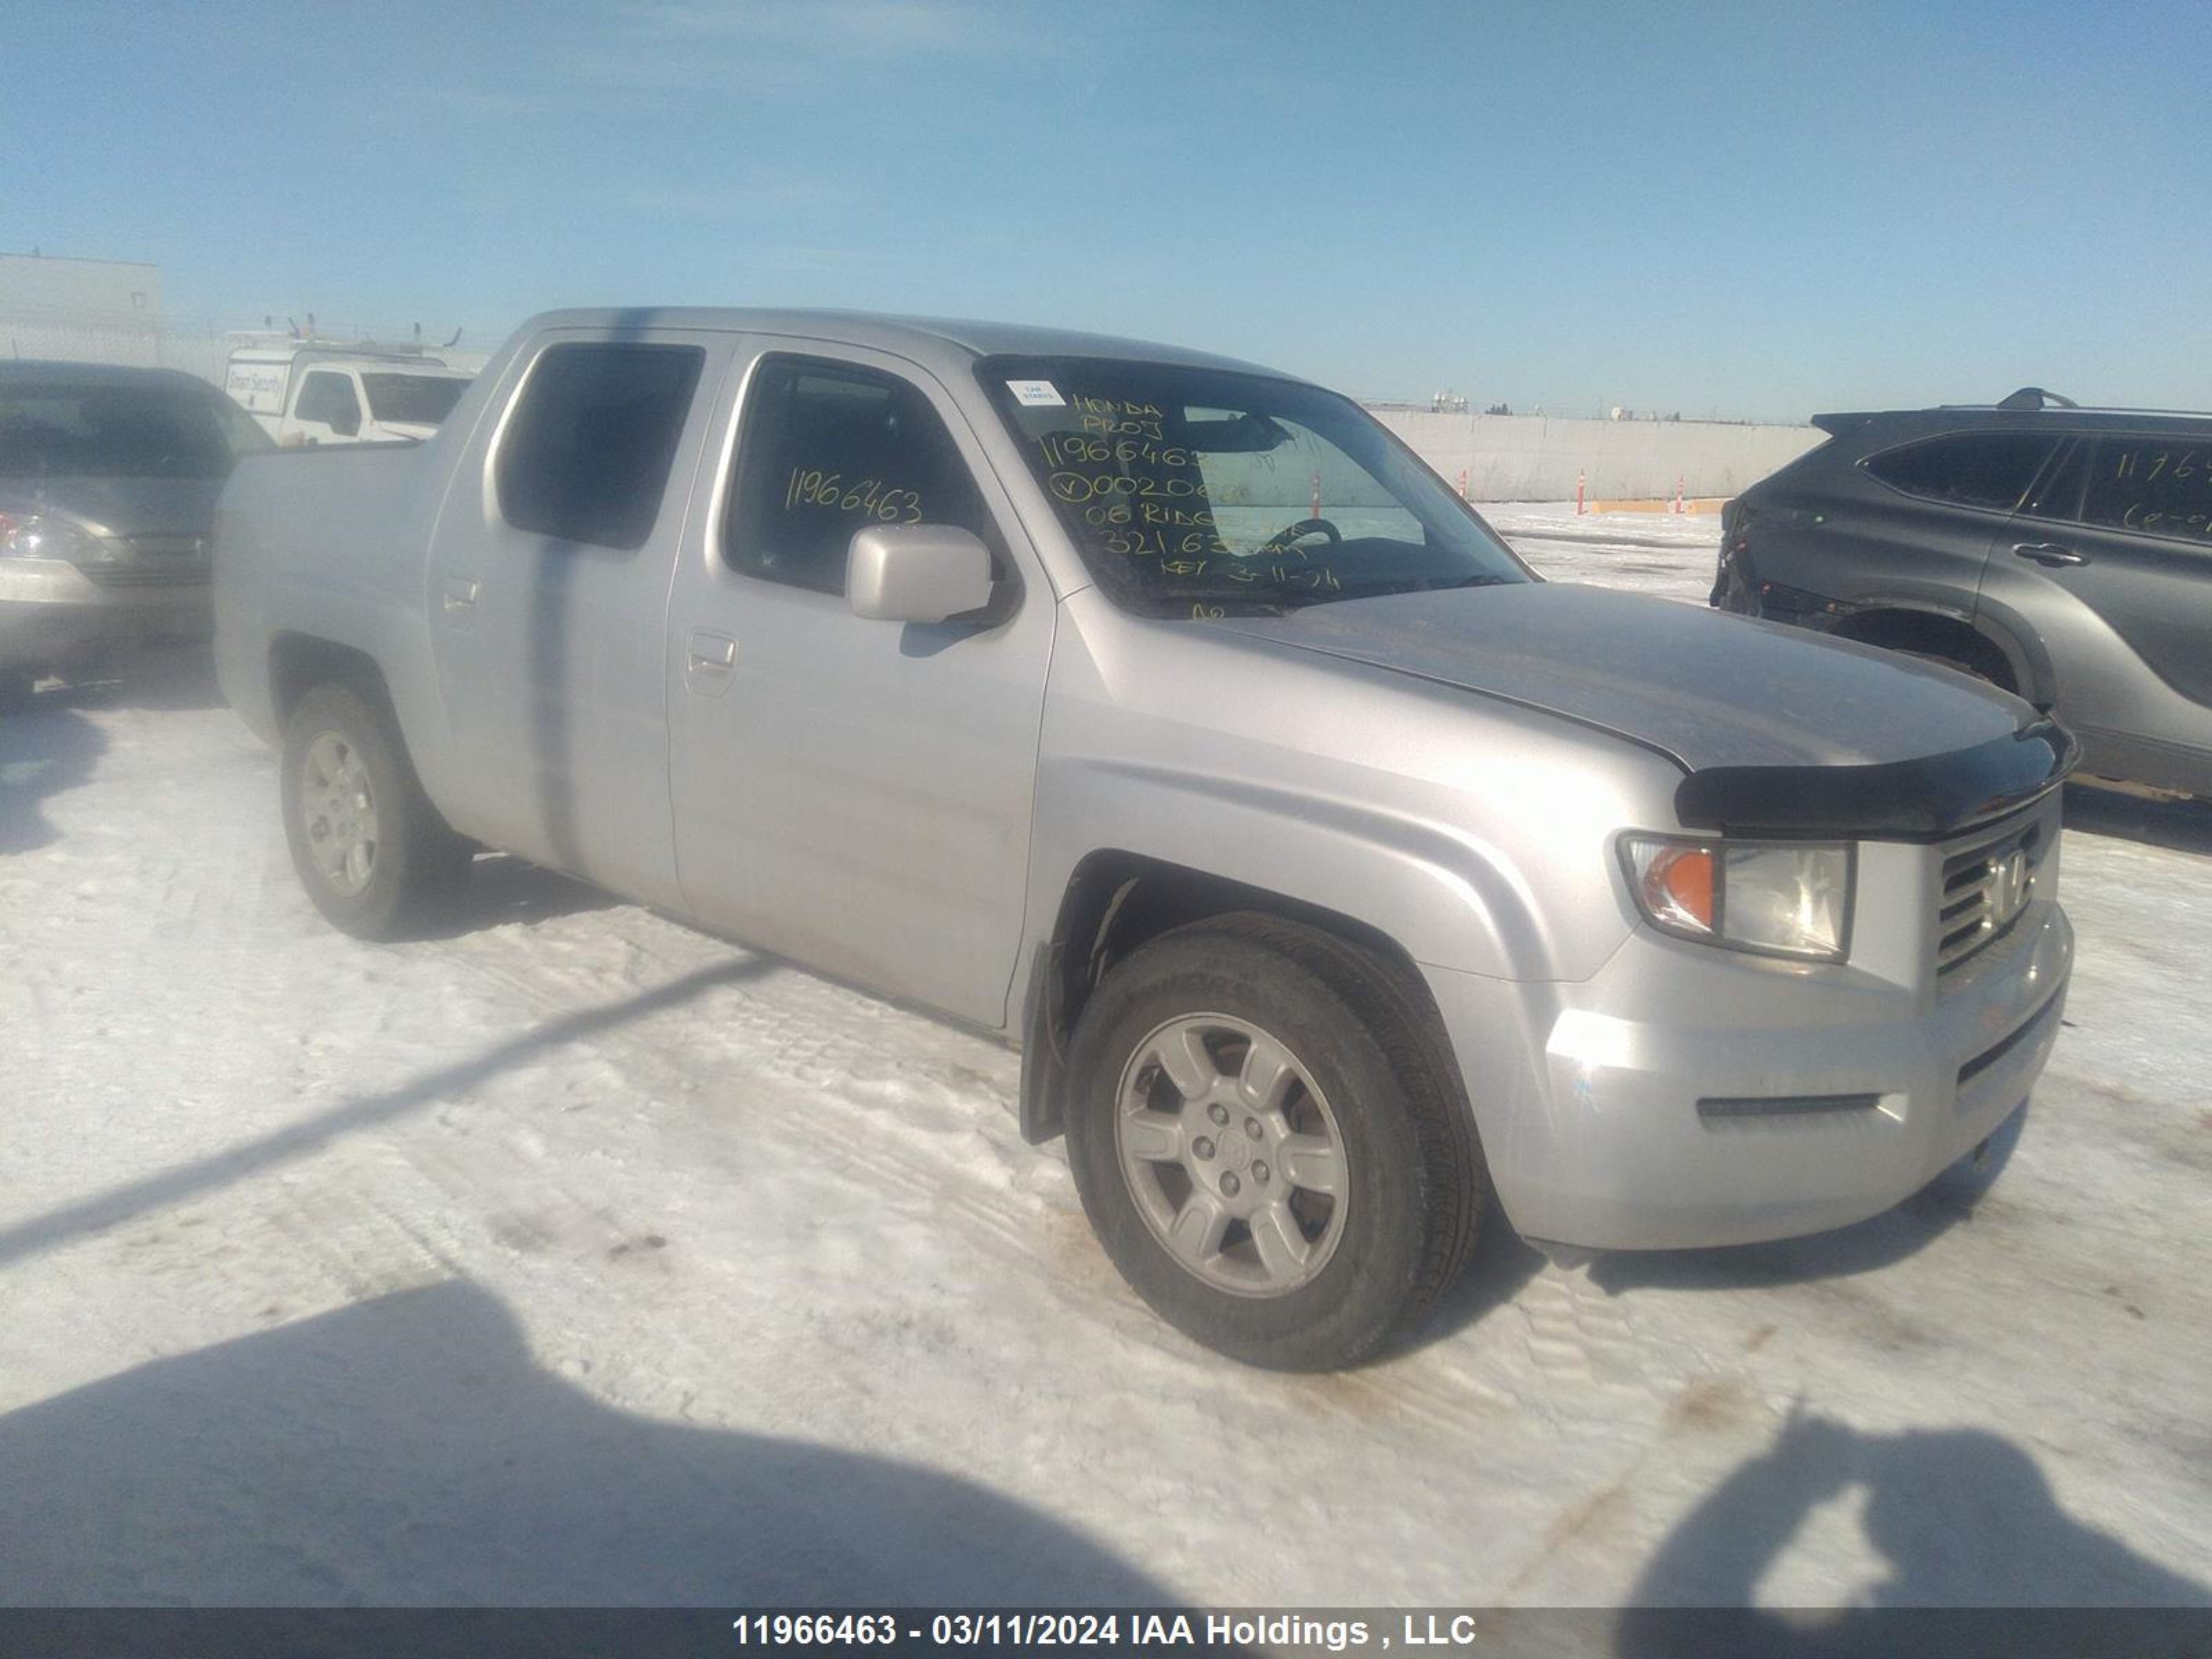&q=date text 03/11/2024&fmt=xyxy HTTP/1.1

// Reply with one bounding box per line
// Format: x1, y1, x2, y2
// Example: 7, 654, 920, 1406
727, 1611, 1487, 1651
